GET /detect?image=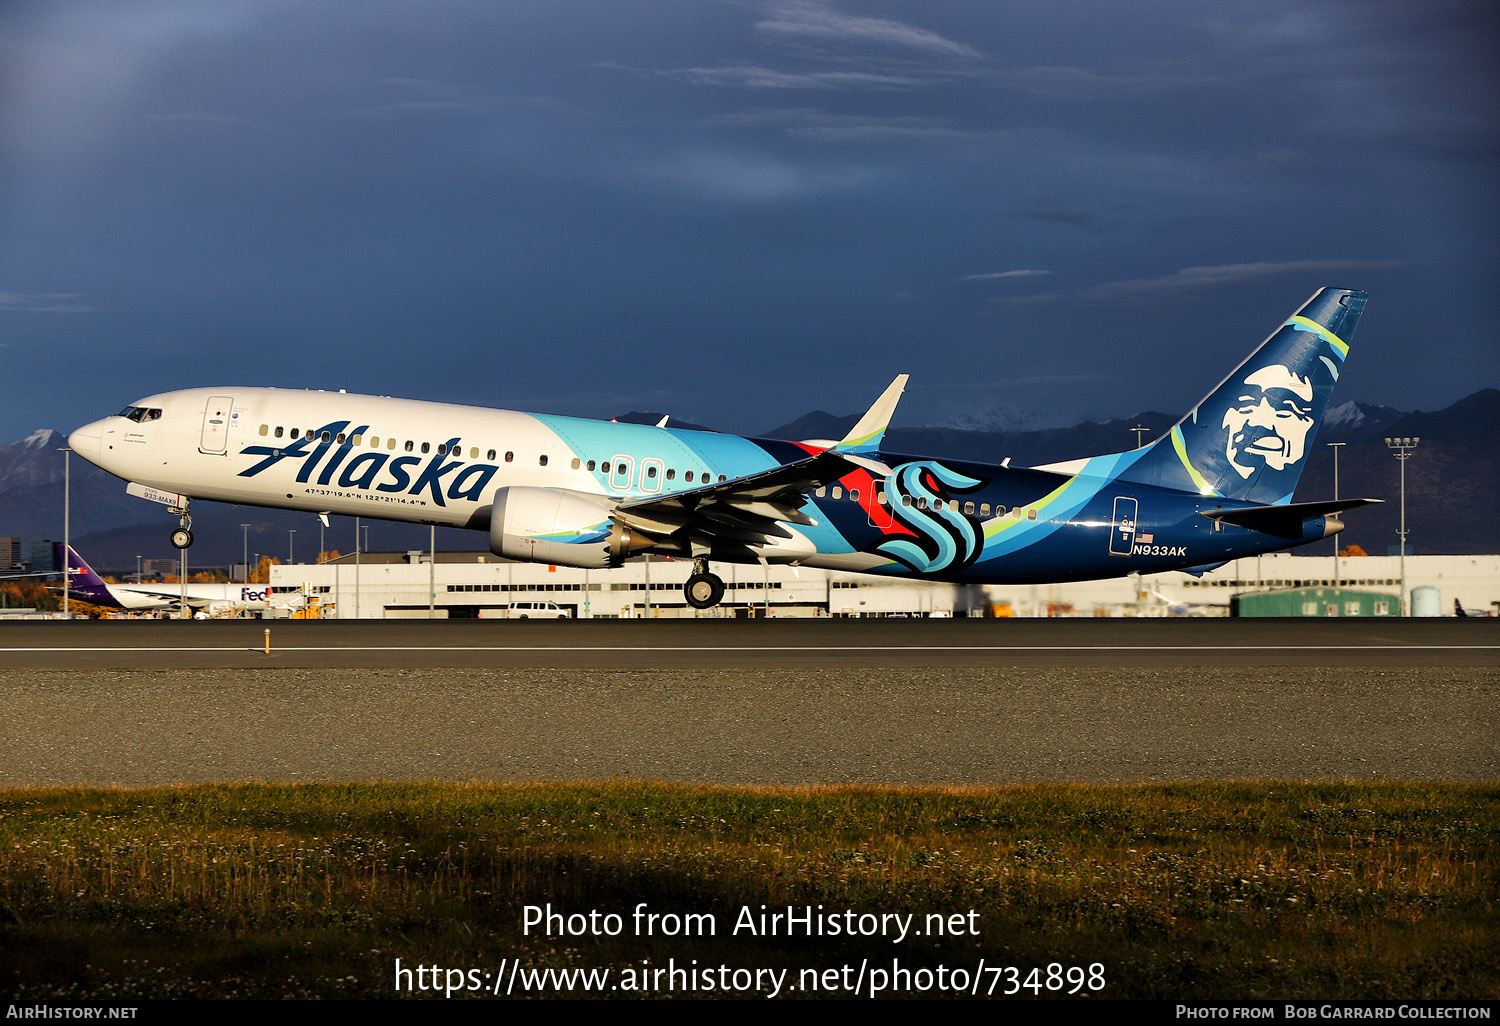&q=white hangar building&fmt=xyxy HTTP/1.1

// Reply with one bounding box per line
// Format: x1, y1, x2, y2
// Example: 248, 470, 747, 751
267, 551, 1498, 619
